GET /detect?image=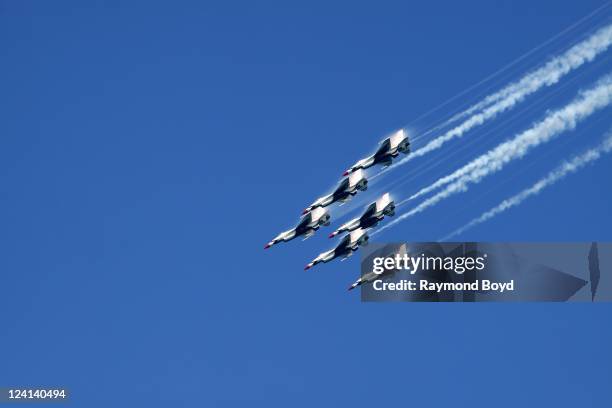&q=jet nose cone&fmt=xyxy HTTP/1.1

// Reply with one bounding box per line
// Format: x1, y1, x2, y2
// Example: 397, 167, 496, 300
304, 264, 312, 270
343, 170, 349, 176
302, 208, 309, 215
328, 232, 336, 238
348, 285, 355, 291
264, 243, 271, 249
